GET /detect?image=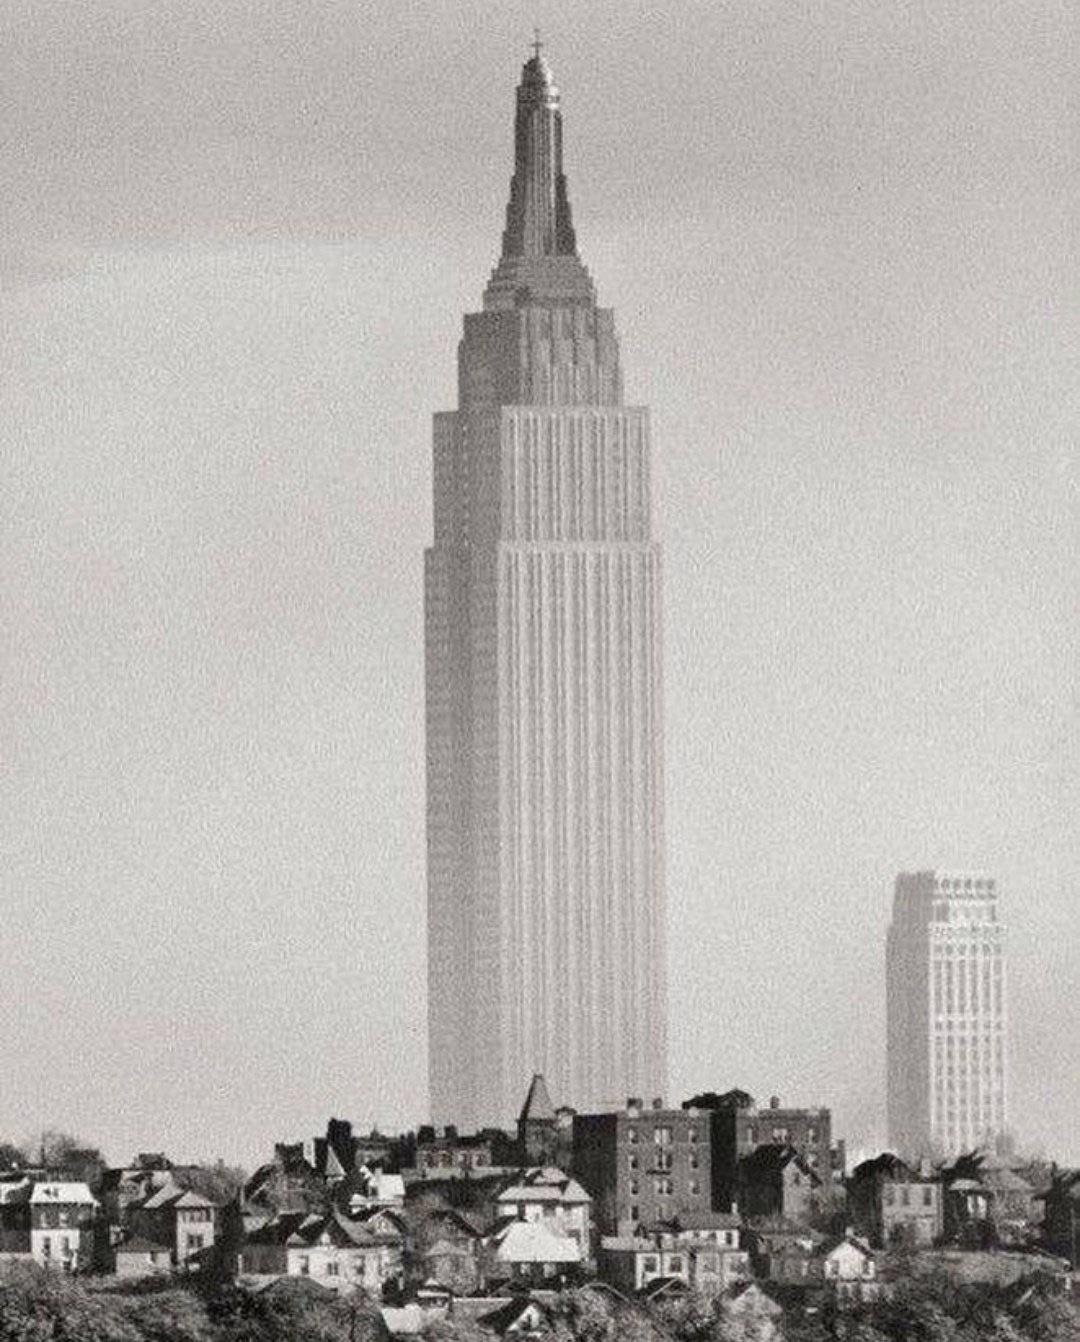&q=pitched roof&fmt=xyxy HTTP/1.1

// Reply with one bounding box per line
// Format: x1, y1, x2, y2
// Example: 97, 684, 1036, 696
287, 1208, 402, 1250
489, 1218, 580, 1264
477, 1295, 553, 1335
497, 1168, 590, 1205
519, 1074, 556, 1124
30, 1182, 97, 1206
